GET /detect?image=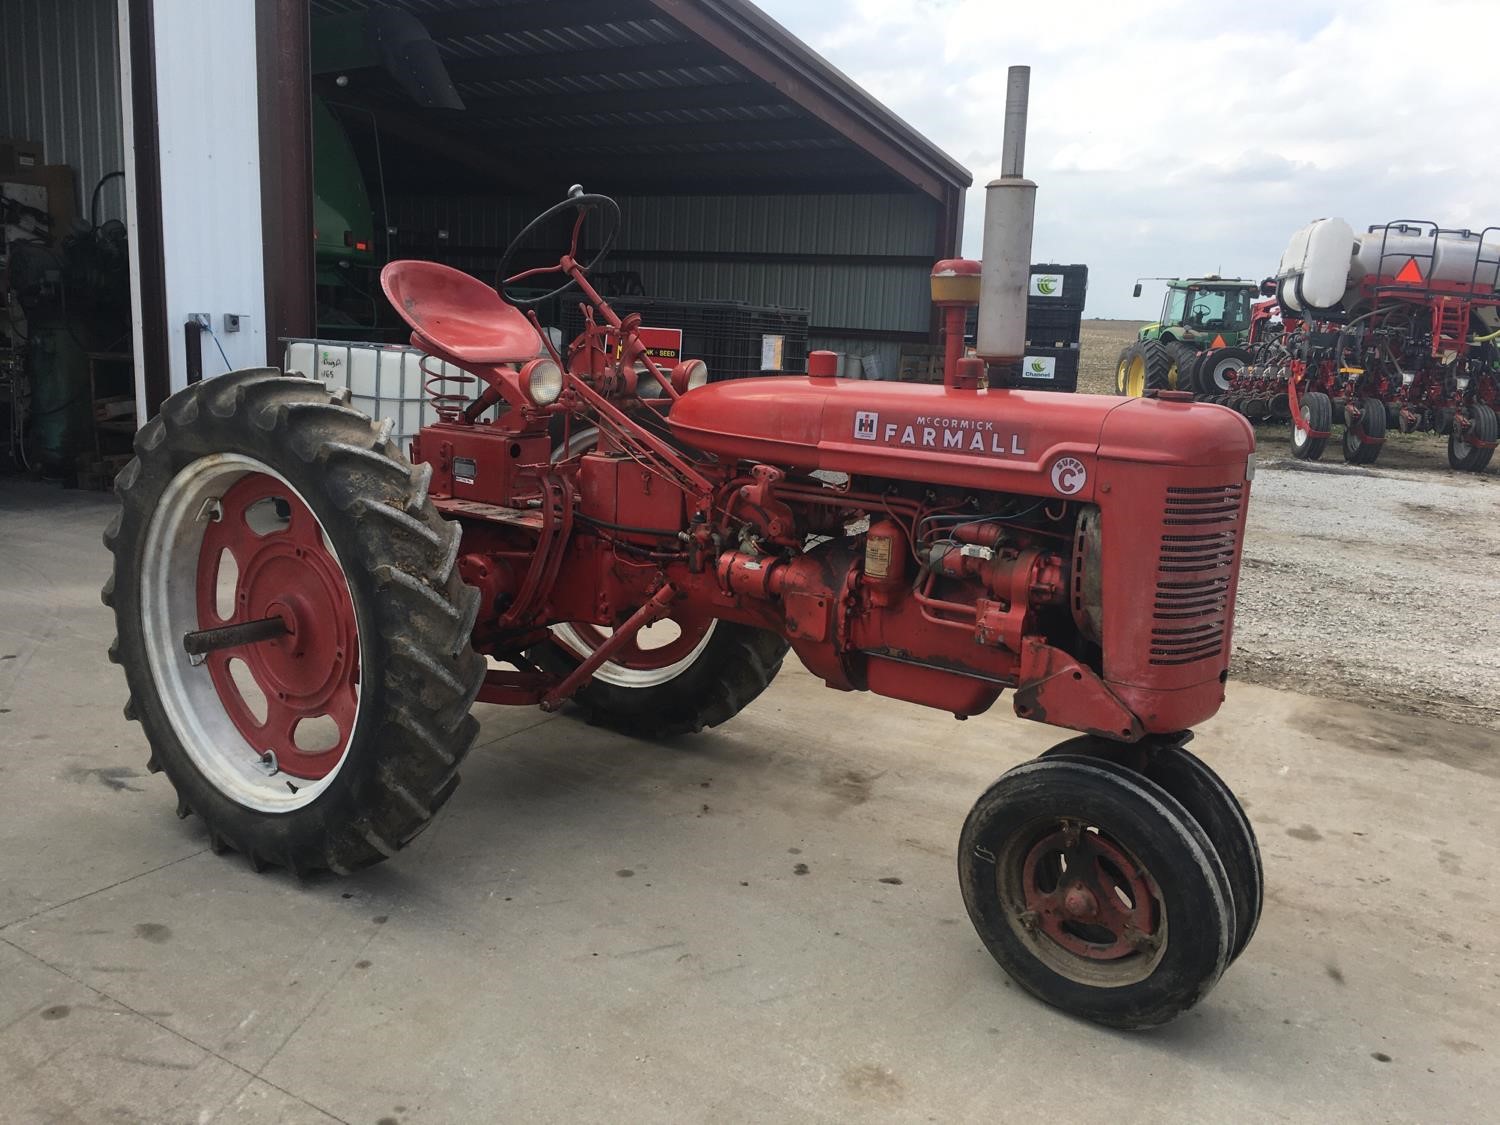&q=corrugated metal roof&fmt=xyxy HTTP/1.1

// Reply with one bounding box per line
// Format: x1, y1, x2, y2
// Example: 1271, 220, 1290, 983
438, 19, 687, 59
307, 0, 968, 197
314, 0, 962, 339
